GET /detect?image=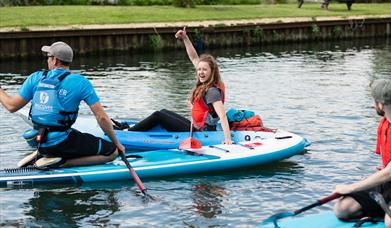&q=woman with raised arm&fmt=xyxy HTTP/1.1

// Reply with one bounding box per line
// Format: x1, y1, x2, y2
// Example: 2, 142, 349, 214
126, 27, 232, 145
